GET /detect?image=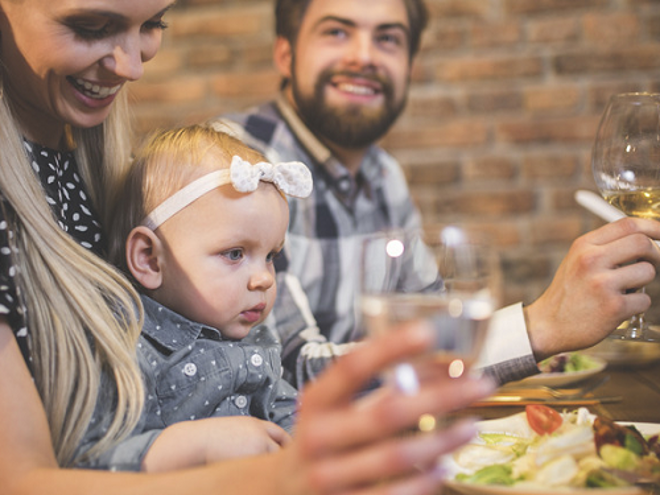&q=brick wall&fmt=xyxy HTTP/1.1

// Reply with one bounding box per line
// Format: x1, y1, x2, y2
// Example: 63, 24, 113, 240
129, 0, 660, 309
